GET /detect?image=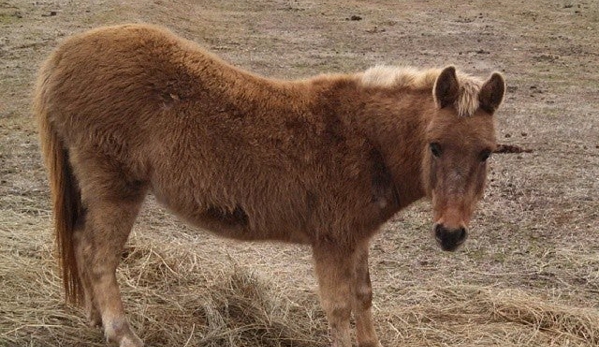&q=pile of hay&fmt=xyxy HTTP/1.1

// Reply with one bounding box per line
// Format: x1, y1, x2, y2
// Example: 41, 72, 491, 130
378, 285, 599, 346
1, 222, 598, 347
0, 224, 327, 347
